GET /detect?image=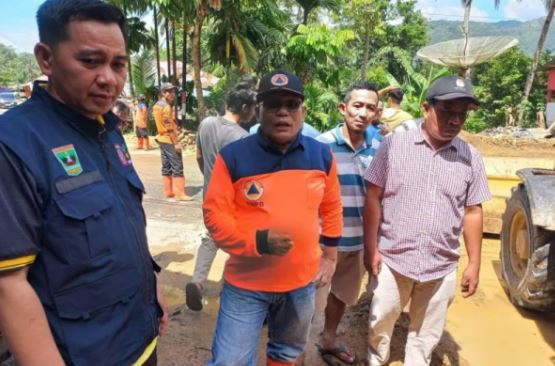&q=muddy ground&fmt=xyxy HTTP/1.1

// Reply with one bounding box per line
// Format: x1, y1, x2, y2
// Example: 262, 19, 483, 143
128, 133, 555, 366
